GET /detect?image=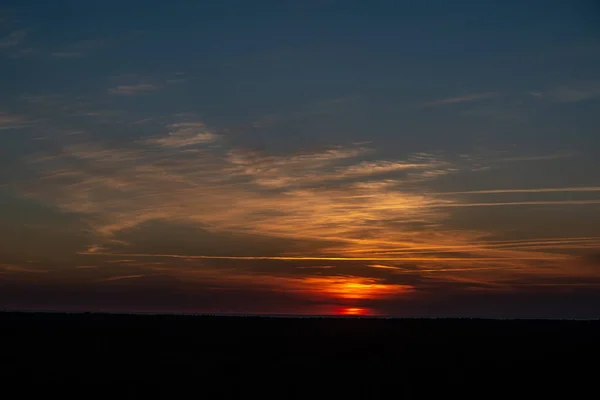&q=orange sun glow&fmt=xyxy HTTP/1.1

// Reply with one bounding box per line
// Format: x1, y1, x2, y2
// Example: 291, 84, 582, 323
341, 307, 368, 316
302, 277, 413, 300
